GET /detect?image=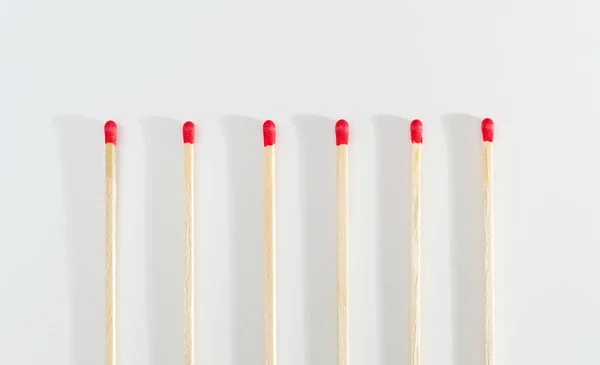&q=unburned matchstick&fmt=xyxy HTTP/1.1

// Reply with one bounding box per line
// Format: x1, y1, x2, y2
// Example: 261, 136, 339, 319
482, 118, 495, 365
183, 121, 196, 365
410, 119, 423, 365
263, 120, 277, 365
335, 119, 349, 365
104, 120, 117, 365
